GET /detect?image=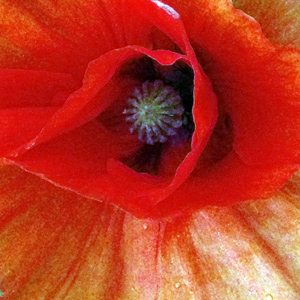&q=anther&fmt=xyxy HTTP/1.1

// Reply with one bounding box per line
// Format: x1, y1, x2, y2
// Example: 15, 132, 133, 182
123, 80, 184, 145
